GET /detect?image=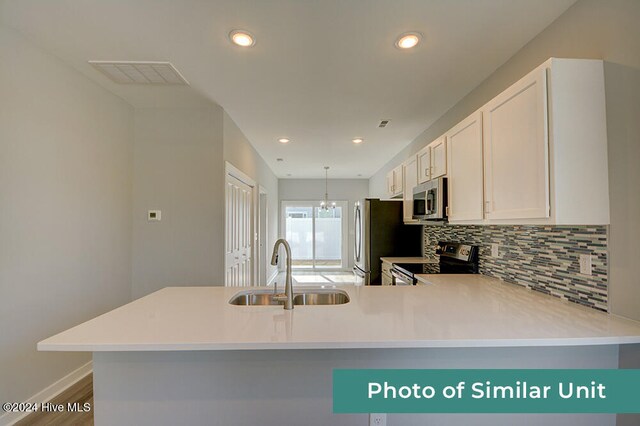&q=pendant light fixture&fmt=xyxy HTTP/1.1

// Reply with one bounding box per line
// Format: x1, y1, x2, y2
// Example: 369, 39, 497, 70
320, 166, 336, 211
